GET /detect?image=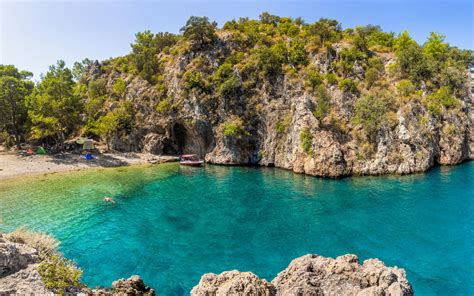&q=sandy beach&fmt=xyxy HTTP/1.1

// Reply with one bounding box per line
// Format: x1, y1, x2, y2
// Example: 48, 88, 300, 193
0, 152, 179, 180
